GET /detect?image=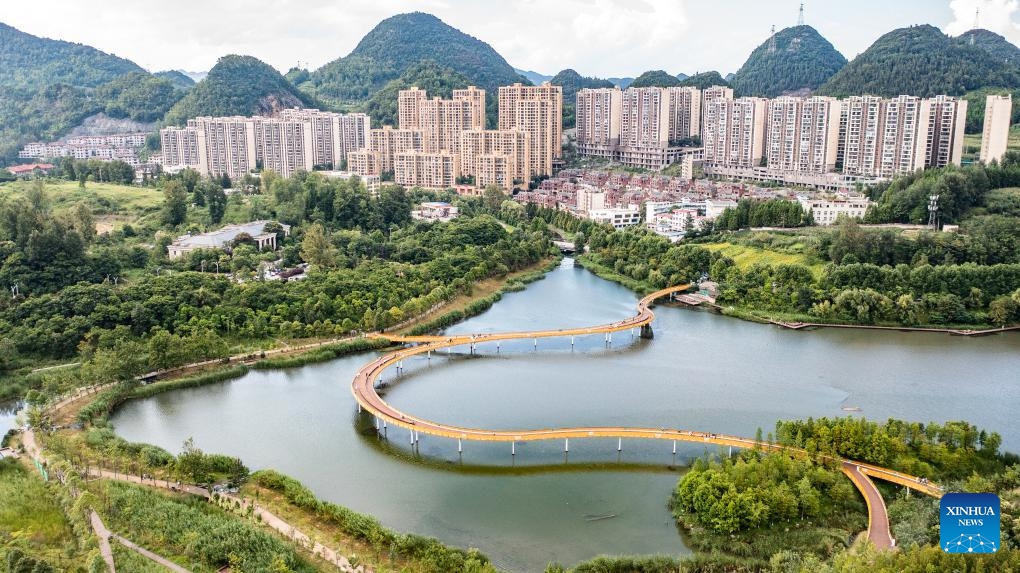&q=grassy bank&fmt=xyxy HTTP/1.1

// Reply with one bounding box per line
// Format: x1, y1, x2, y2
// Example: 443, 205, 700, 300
574, 255, 658, 295
251, 338, 392, 370
0, 458, 80, 571
248, 470, 496, 573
